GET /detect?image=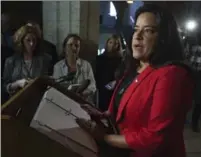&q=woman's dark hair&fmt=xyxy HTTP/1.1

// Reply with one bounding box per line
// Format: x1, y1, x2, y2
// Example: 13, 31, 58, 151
61, 33, 81, 58
116, 4, 184, 79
